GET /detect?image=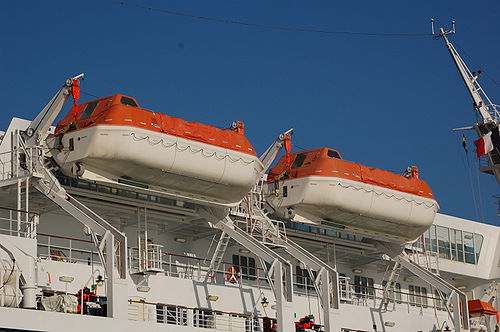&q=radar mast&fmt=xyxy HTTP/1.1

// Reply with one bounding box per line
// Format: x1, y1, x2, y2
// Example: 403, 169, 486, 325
434, 19, 500, 189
